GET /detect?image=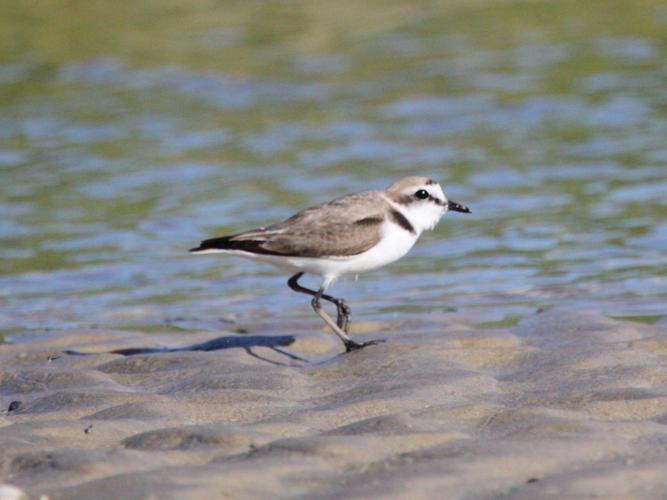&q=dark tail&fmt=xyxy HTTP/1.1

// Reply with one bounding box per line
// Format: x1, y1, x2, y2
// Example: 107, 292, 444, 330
189, 236, 234, 253
190, 235, 277, 255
